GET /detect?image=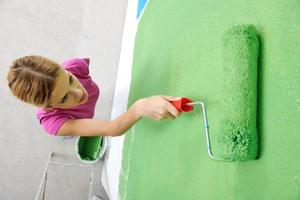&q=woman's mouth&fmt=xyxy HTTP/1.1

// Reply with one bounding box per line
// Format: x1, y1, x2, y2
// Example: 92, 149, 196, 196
79, 91, 88, 103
